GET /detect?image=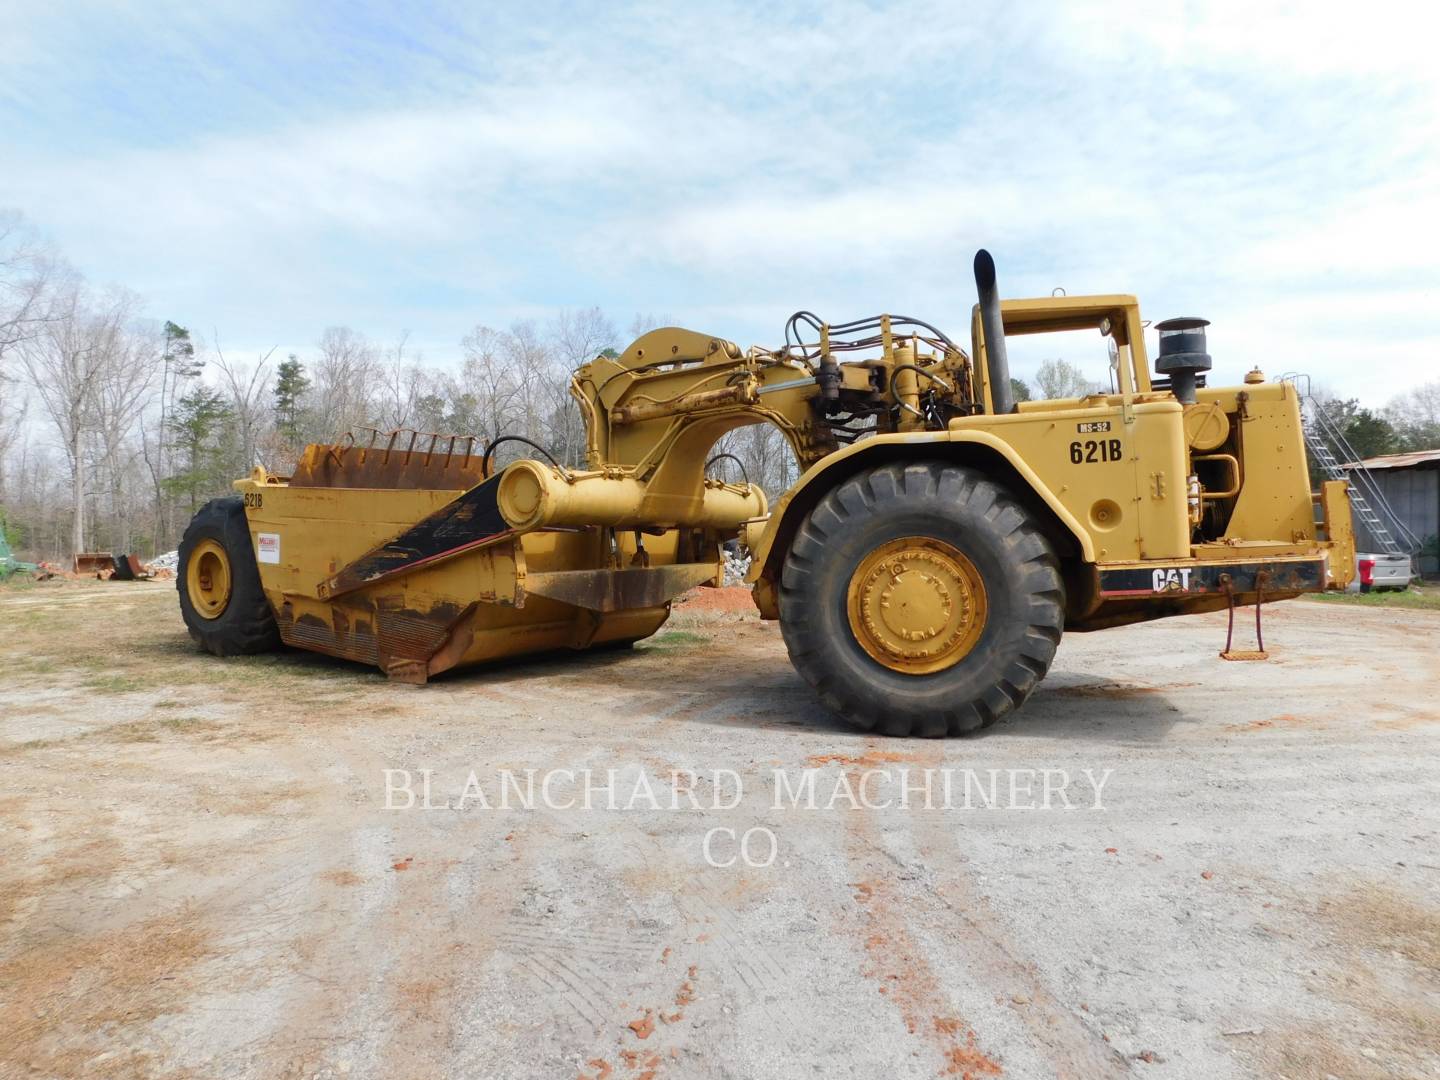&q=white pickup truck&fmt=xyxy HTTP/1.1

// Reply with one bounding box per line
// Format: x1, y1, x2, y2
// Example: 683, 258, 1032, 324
1355, 552, 1413, 592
